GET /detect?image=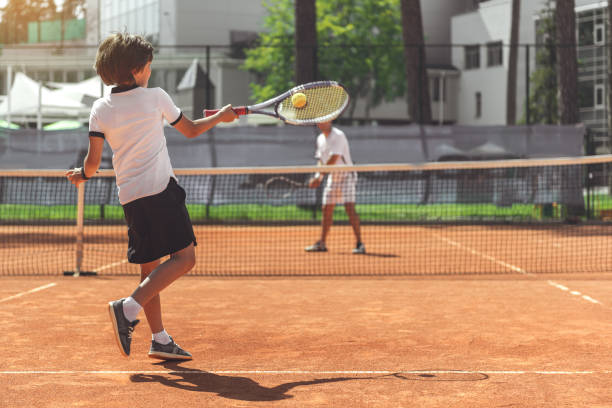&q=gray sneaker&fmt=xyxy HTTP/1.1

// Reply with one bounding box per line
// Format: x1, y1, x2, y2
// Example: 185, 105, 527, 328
352, 243, 366, 254
108, 299, 139, 357
148, 336, 193, 360
305, 241, 328, 252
